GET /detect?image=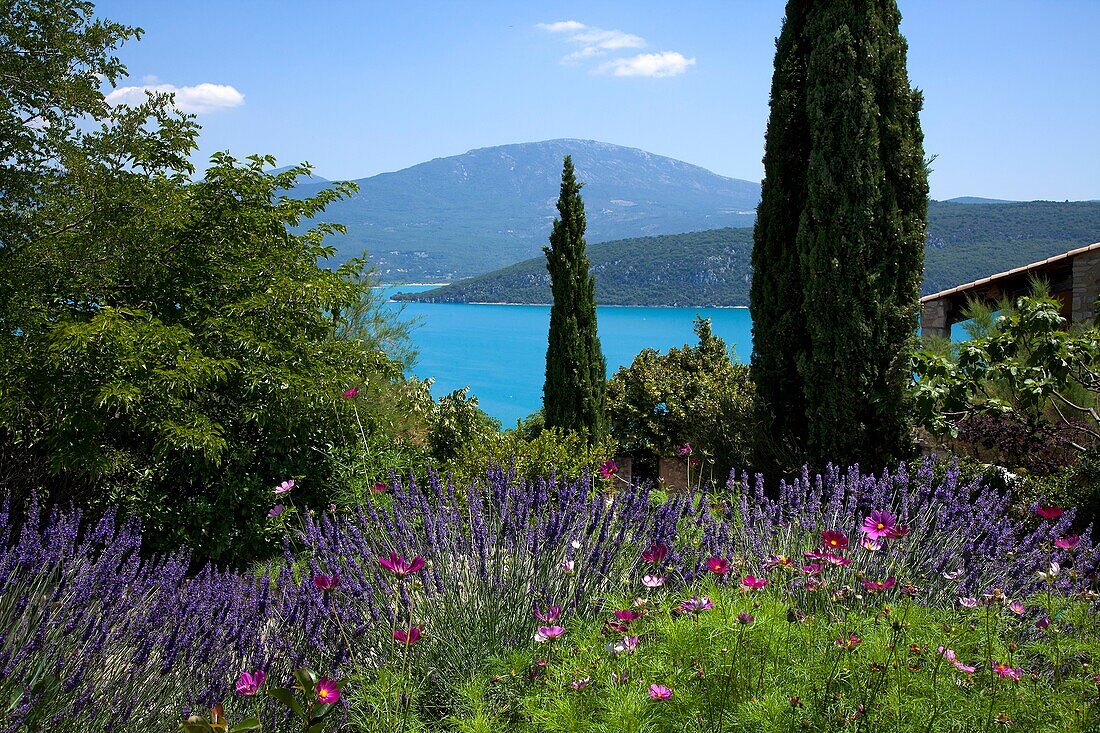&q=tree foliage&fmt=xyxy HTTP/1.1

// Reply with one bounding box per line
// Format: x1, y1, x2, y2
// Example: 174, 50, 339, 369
542, 156, 607, 441
607, 317, 755, 478
0, 1, 419, 562
751, 0, 928, 471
